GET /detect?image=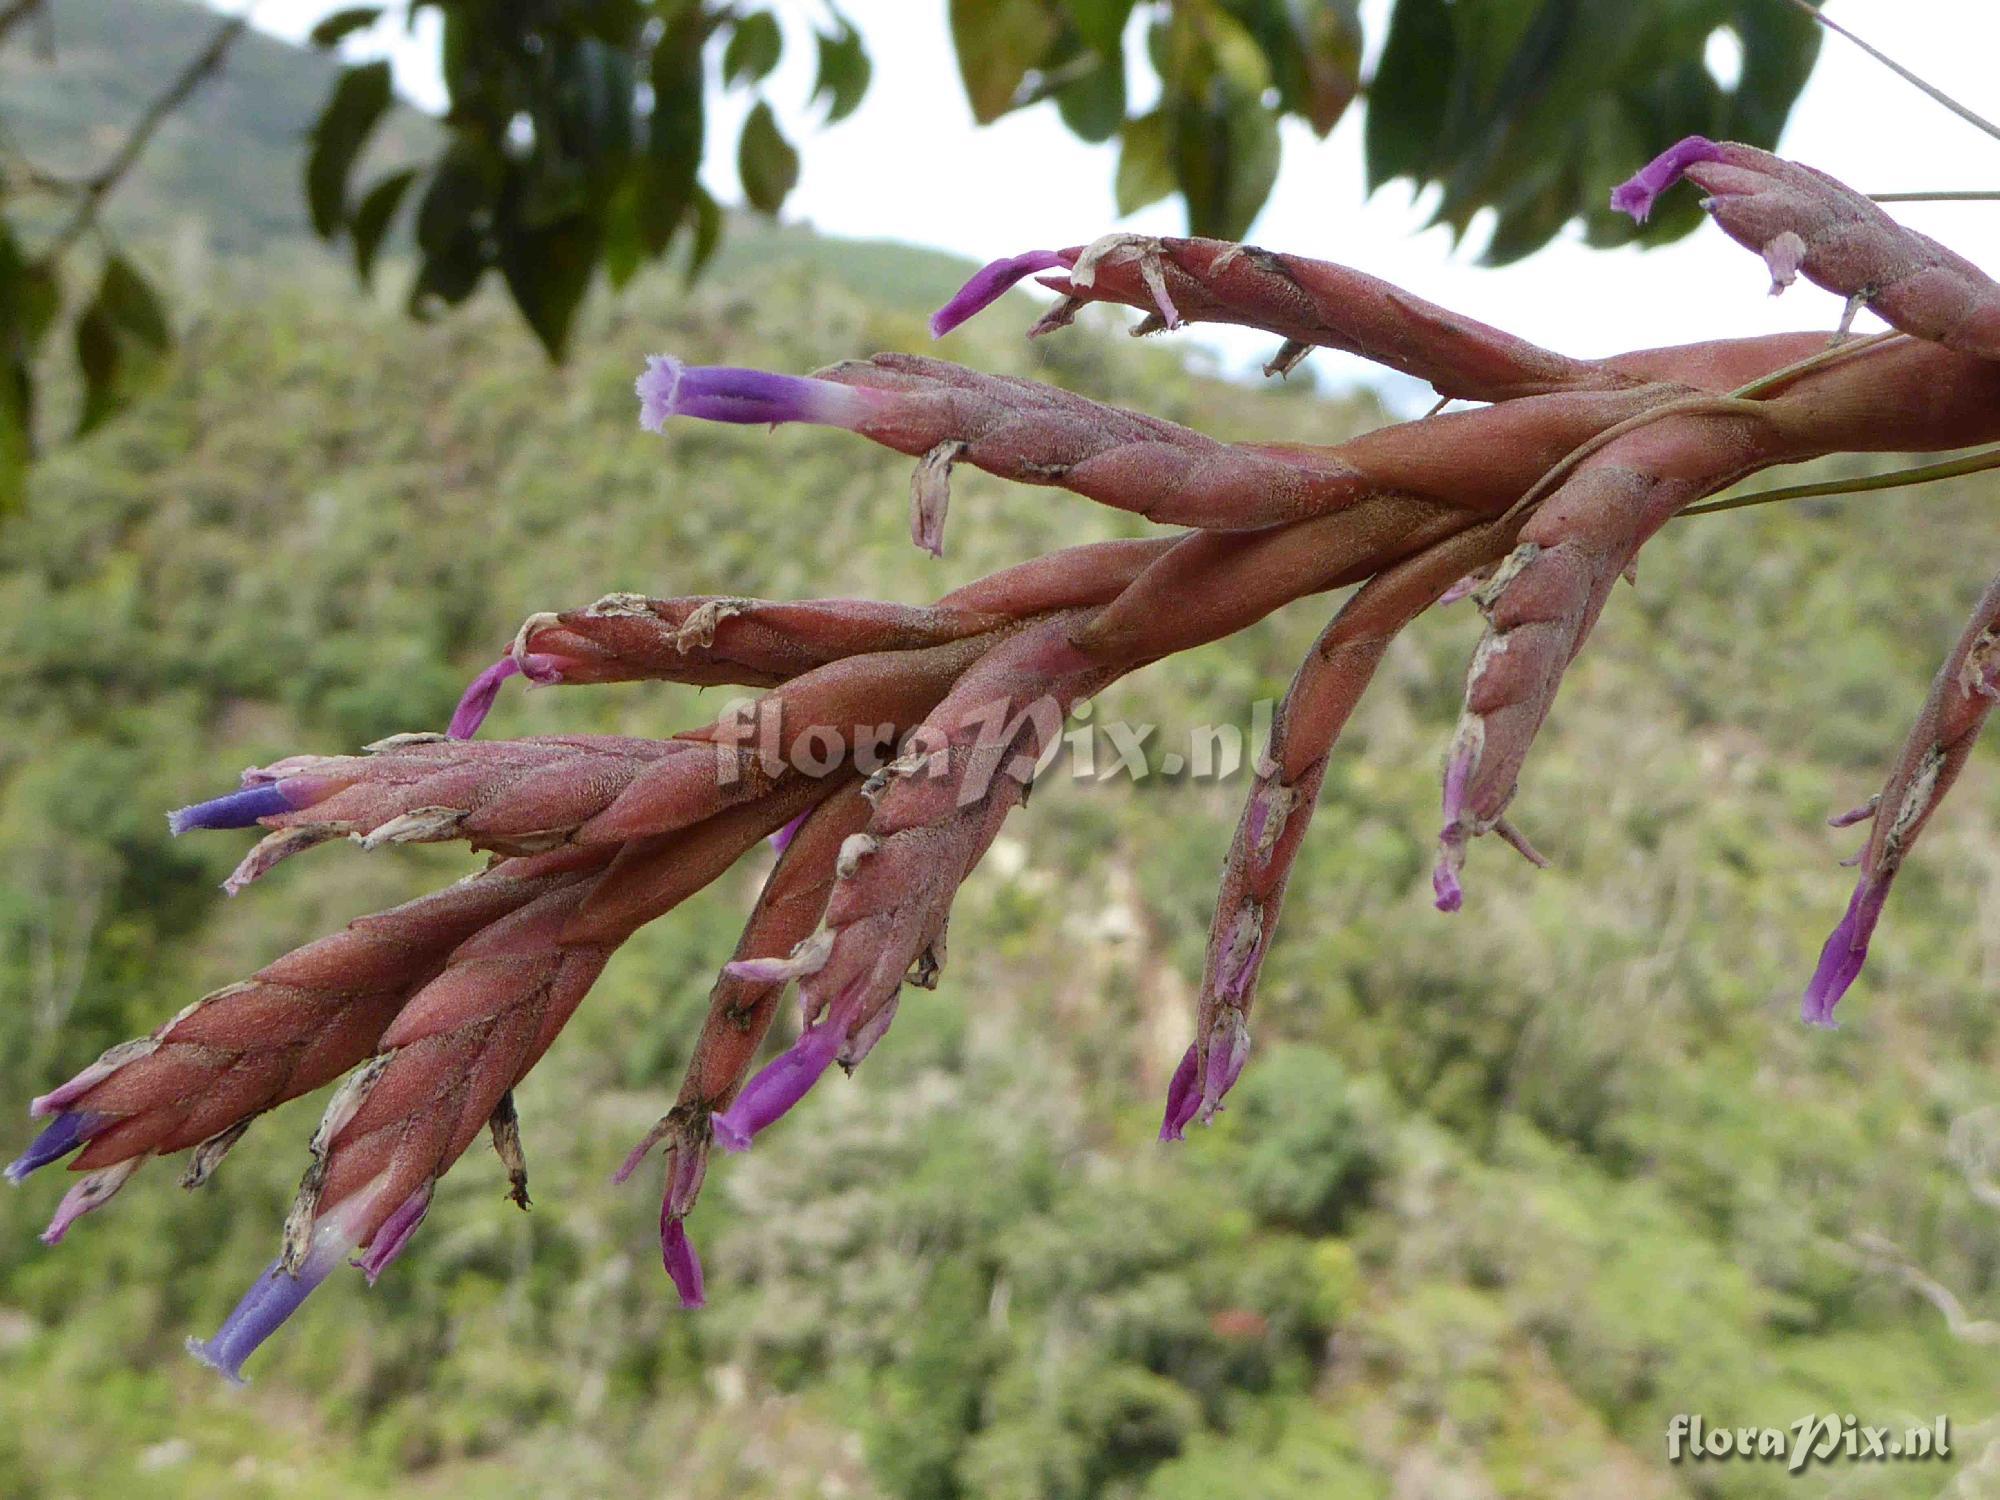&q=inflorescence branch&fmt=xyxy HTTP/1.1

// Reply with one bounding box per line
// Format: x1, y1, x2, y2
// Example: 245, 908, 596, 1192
15, 137, 2000, 1381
